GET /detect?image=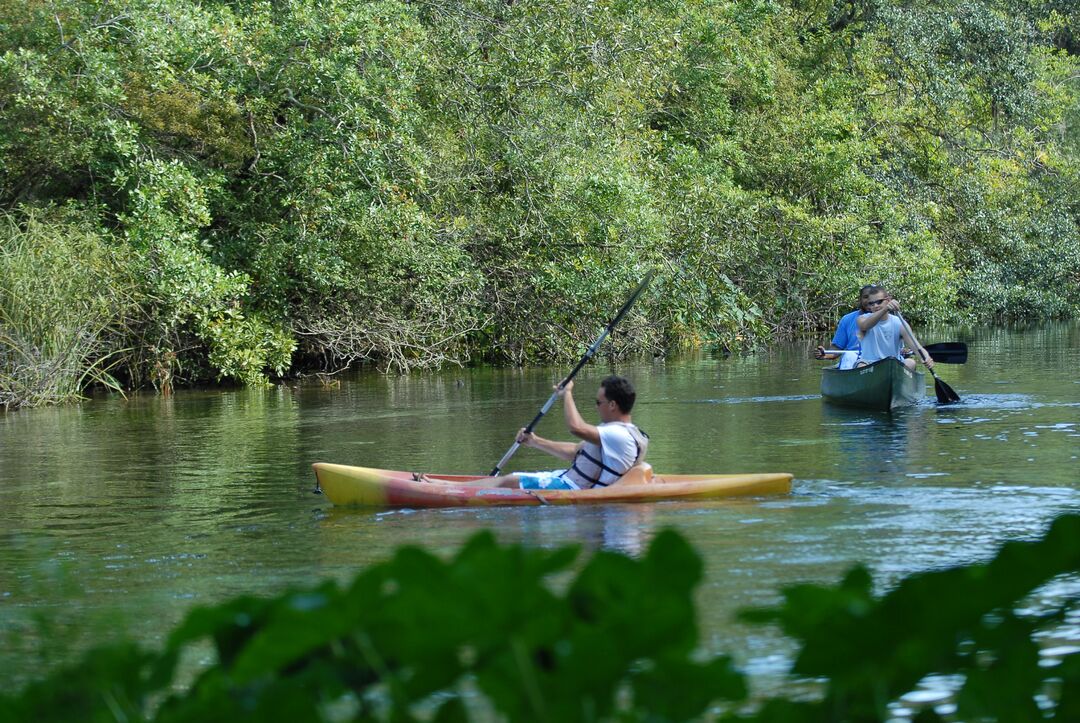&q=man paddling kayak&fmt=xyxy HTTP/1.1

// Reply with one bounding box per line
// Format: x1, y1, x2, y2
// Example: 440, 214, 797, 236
464, 375, 649, 490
